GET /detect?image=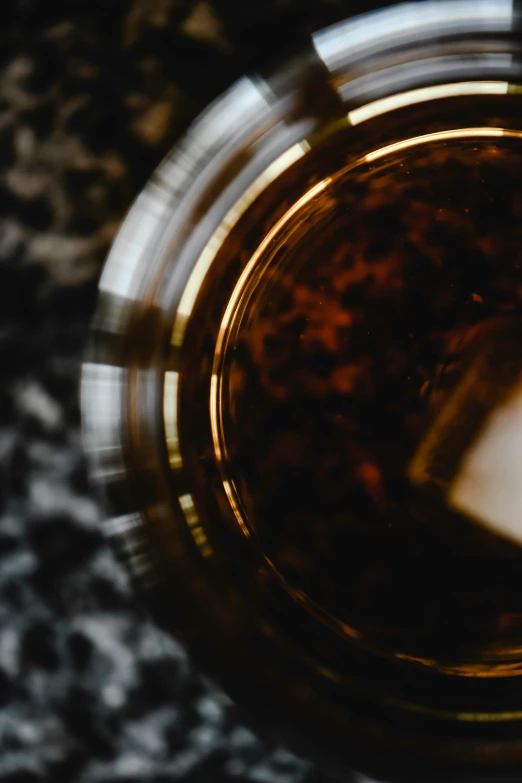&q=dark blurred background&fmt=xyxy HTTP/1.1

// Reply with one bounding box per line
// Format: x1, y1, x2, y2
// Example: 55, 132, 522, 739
0, 2, 380, 781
